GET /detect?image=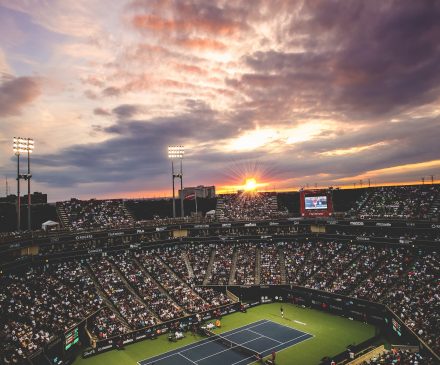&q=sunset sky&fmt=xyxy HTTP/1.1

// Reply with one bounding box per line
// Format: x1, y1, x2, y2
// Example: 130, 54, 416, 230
0, 0, 439, 201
